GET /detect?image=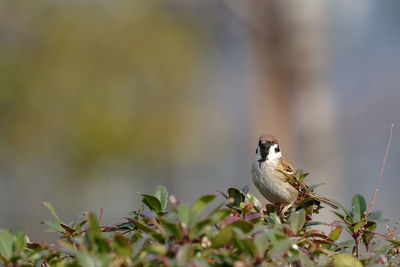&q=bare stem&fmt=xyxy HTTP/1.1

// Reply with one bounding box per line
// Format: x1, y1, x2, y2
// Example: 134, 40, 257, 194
354, 234, 362, 258
365, 123, 394, 219
100, 207, 103, 230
